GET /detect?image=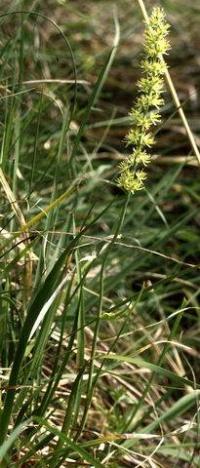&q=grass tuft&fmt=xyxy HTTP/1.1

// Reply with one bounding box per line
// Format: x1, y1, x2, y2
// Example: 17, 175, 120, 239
0, 1, 199, 466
